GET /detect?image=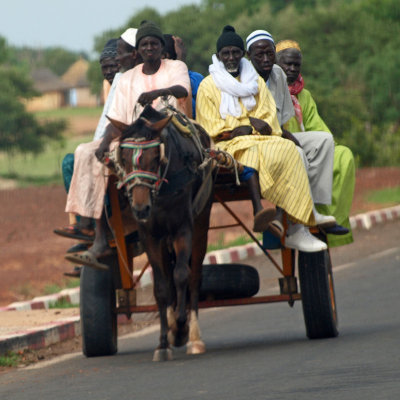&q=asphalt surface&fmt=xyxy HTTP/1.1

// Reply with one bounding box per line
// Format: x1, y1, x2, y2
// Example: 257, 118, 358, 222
1, 220, 399, 399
